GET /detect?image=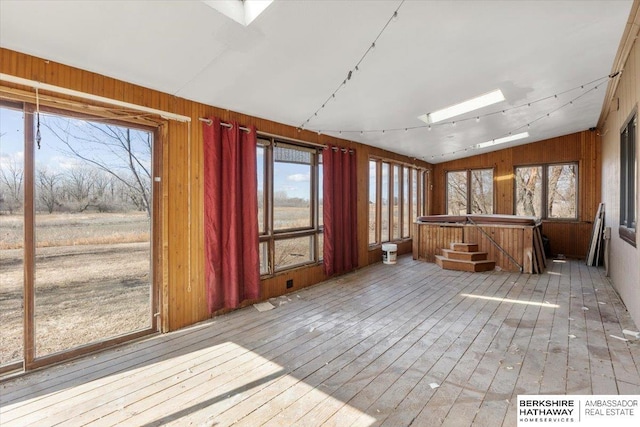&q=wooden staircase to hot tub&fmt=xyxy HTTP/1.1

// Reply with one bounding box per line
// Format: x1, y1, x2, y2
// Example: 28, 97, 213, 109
435, 243, 495, 272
